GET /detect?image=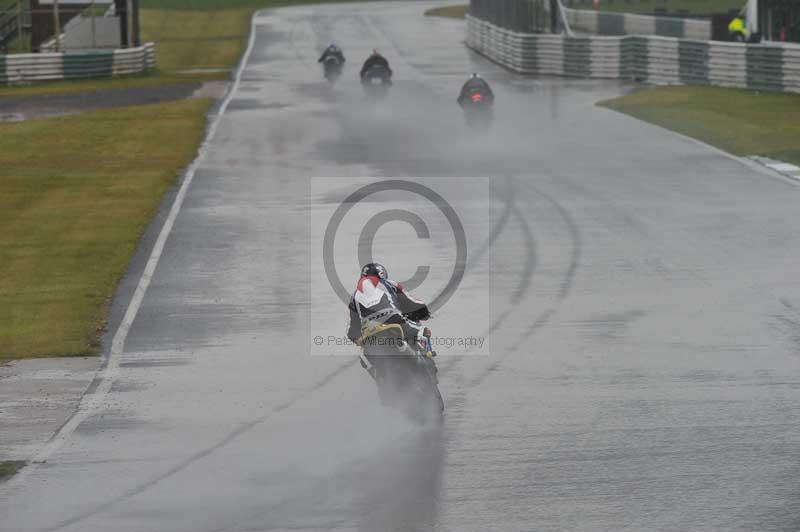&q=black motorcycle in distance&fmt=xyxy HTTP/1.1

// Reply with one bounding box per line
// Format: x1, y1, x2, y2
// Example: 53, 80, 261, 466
361, 64, 392, 100
461, 89, 494, 130
323, 55, 343, 83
